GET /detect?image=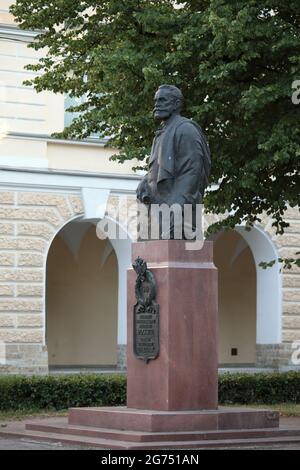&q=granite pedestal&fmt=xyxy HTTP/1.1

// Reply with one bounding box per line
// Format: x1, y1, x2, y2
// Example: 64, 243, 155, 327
127, 240, 218, 411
